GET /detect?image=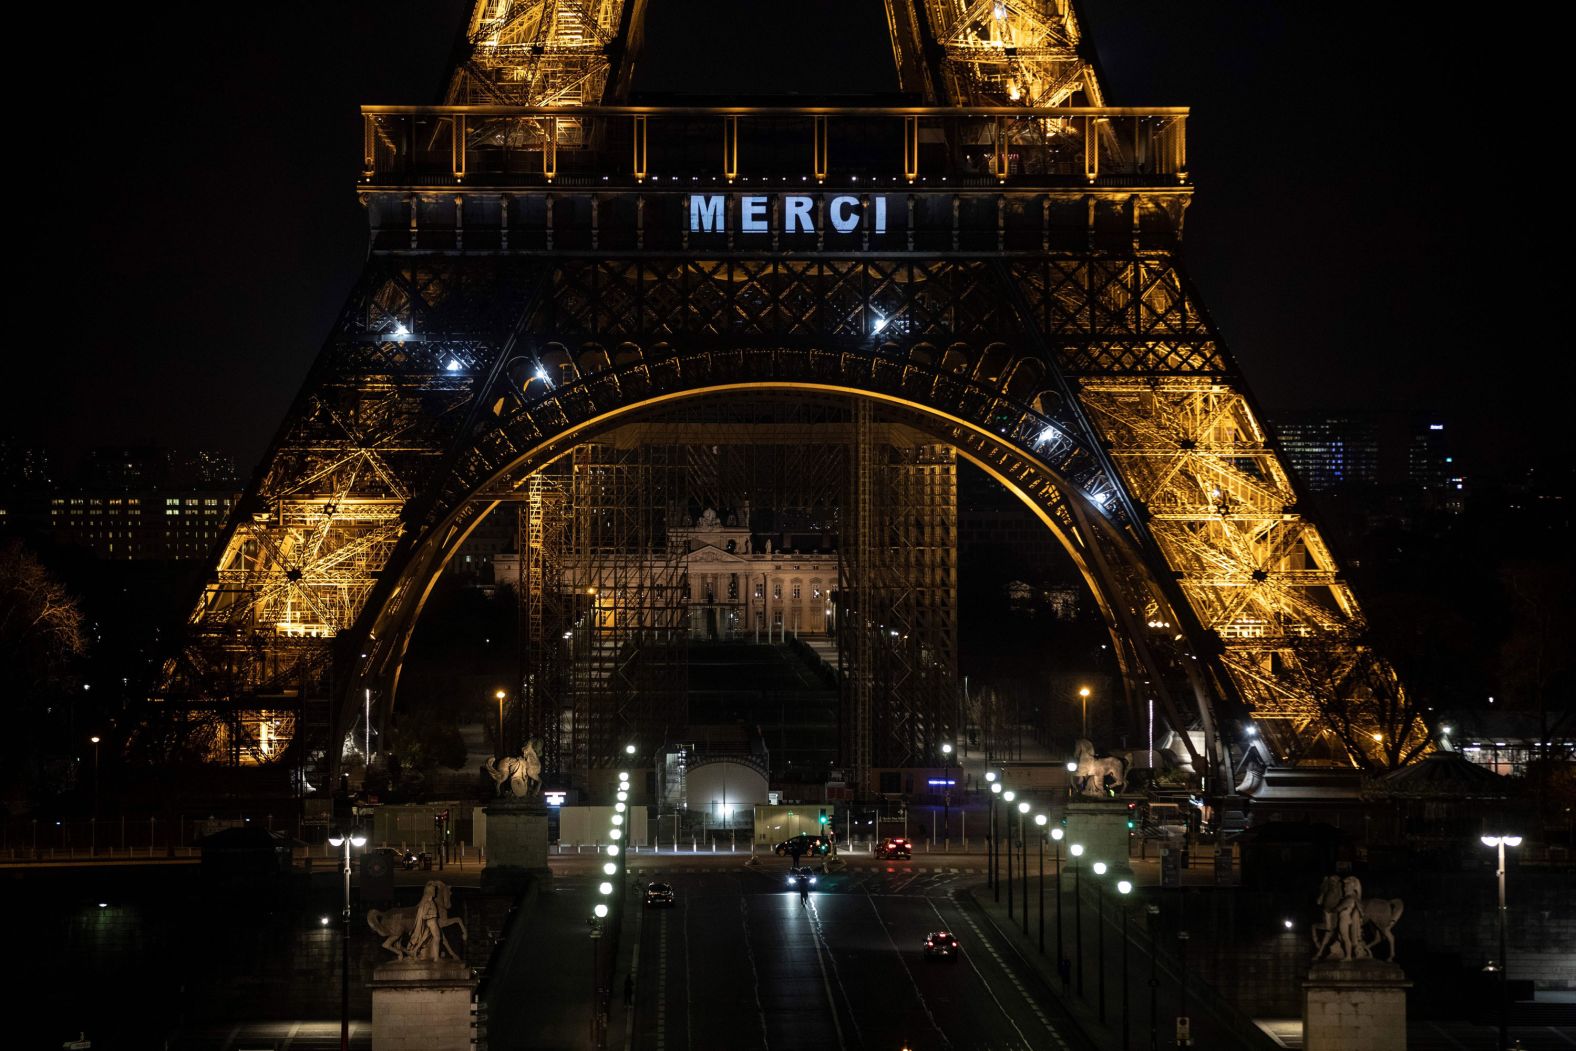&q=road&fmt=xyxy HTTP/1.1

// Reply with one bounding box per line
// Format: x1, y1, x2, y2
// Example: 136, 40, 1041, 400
608, 854, 1094, 1051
